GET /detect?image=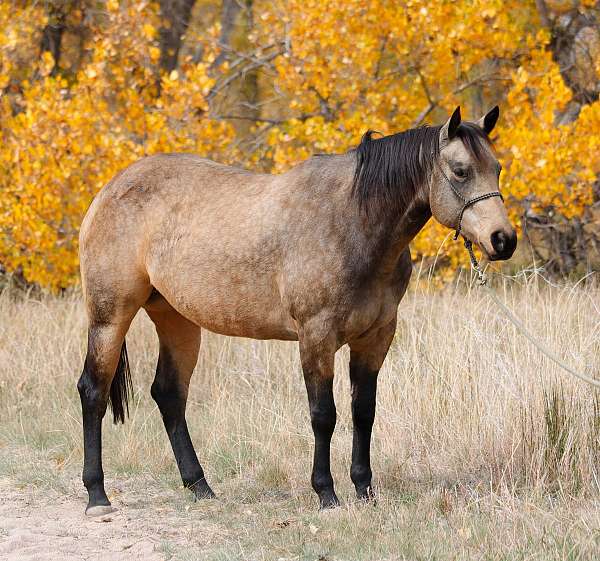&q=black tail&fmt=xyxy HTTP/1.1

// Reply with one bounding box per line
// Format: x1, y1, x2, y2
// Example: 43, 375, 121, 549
109, 341, 133, 424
